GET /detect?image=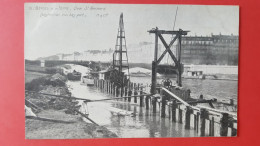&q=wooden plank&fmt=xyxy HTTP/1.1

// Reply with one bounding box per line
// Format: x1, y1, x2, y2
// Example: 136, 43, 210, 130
161, 87, 190, 106
196, 105, 237, 118
148, 29, 189, 35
